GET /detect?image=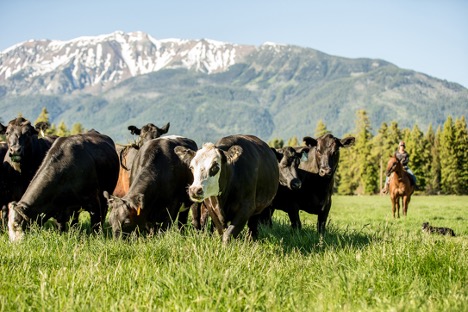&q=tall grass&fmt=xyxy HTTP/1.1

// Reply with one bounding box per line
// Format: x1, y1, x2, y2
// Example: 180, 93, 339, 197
0, 195, 466, 311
